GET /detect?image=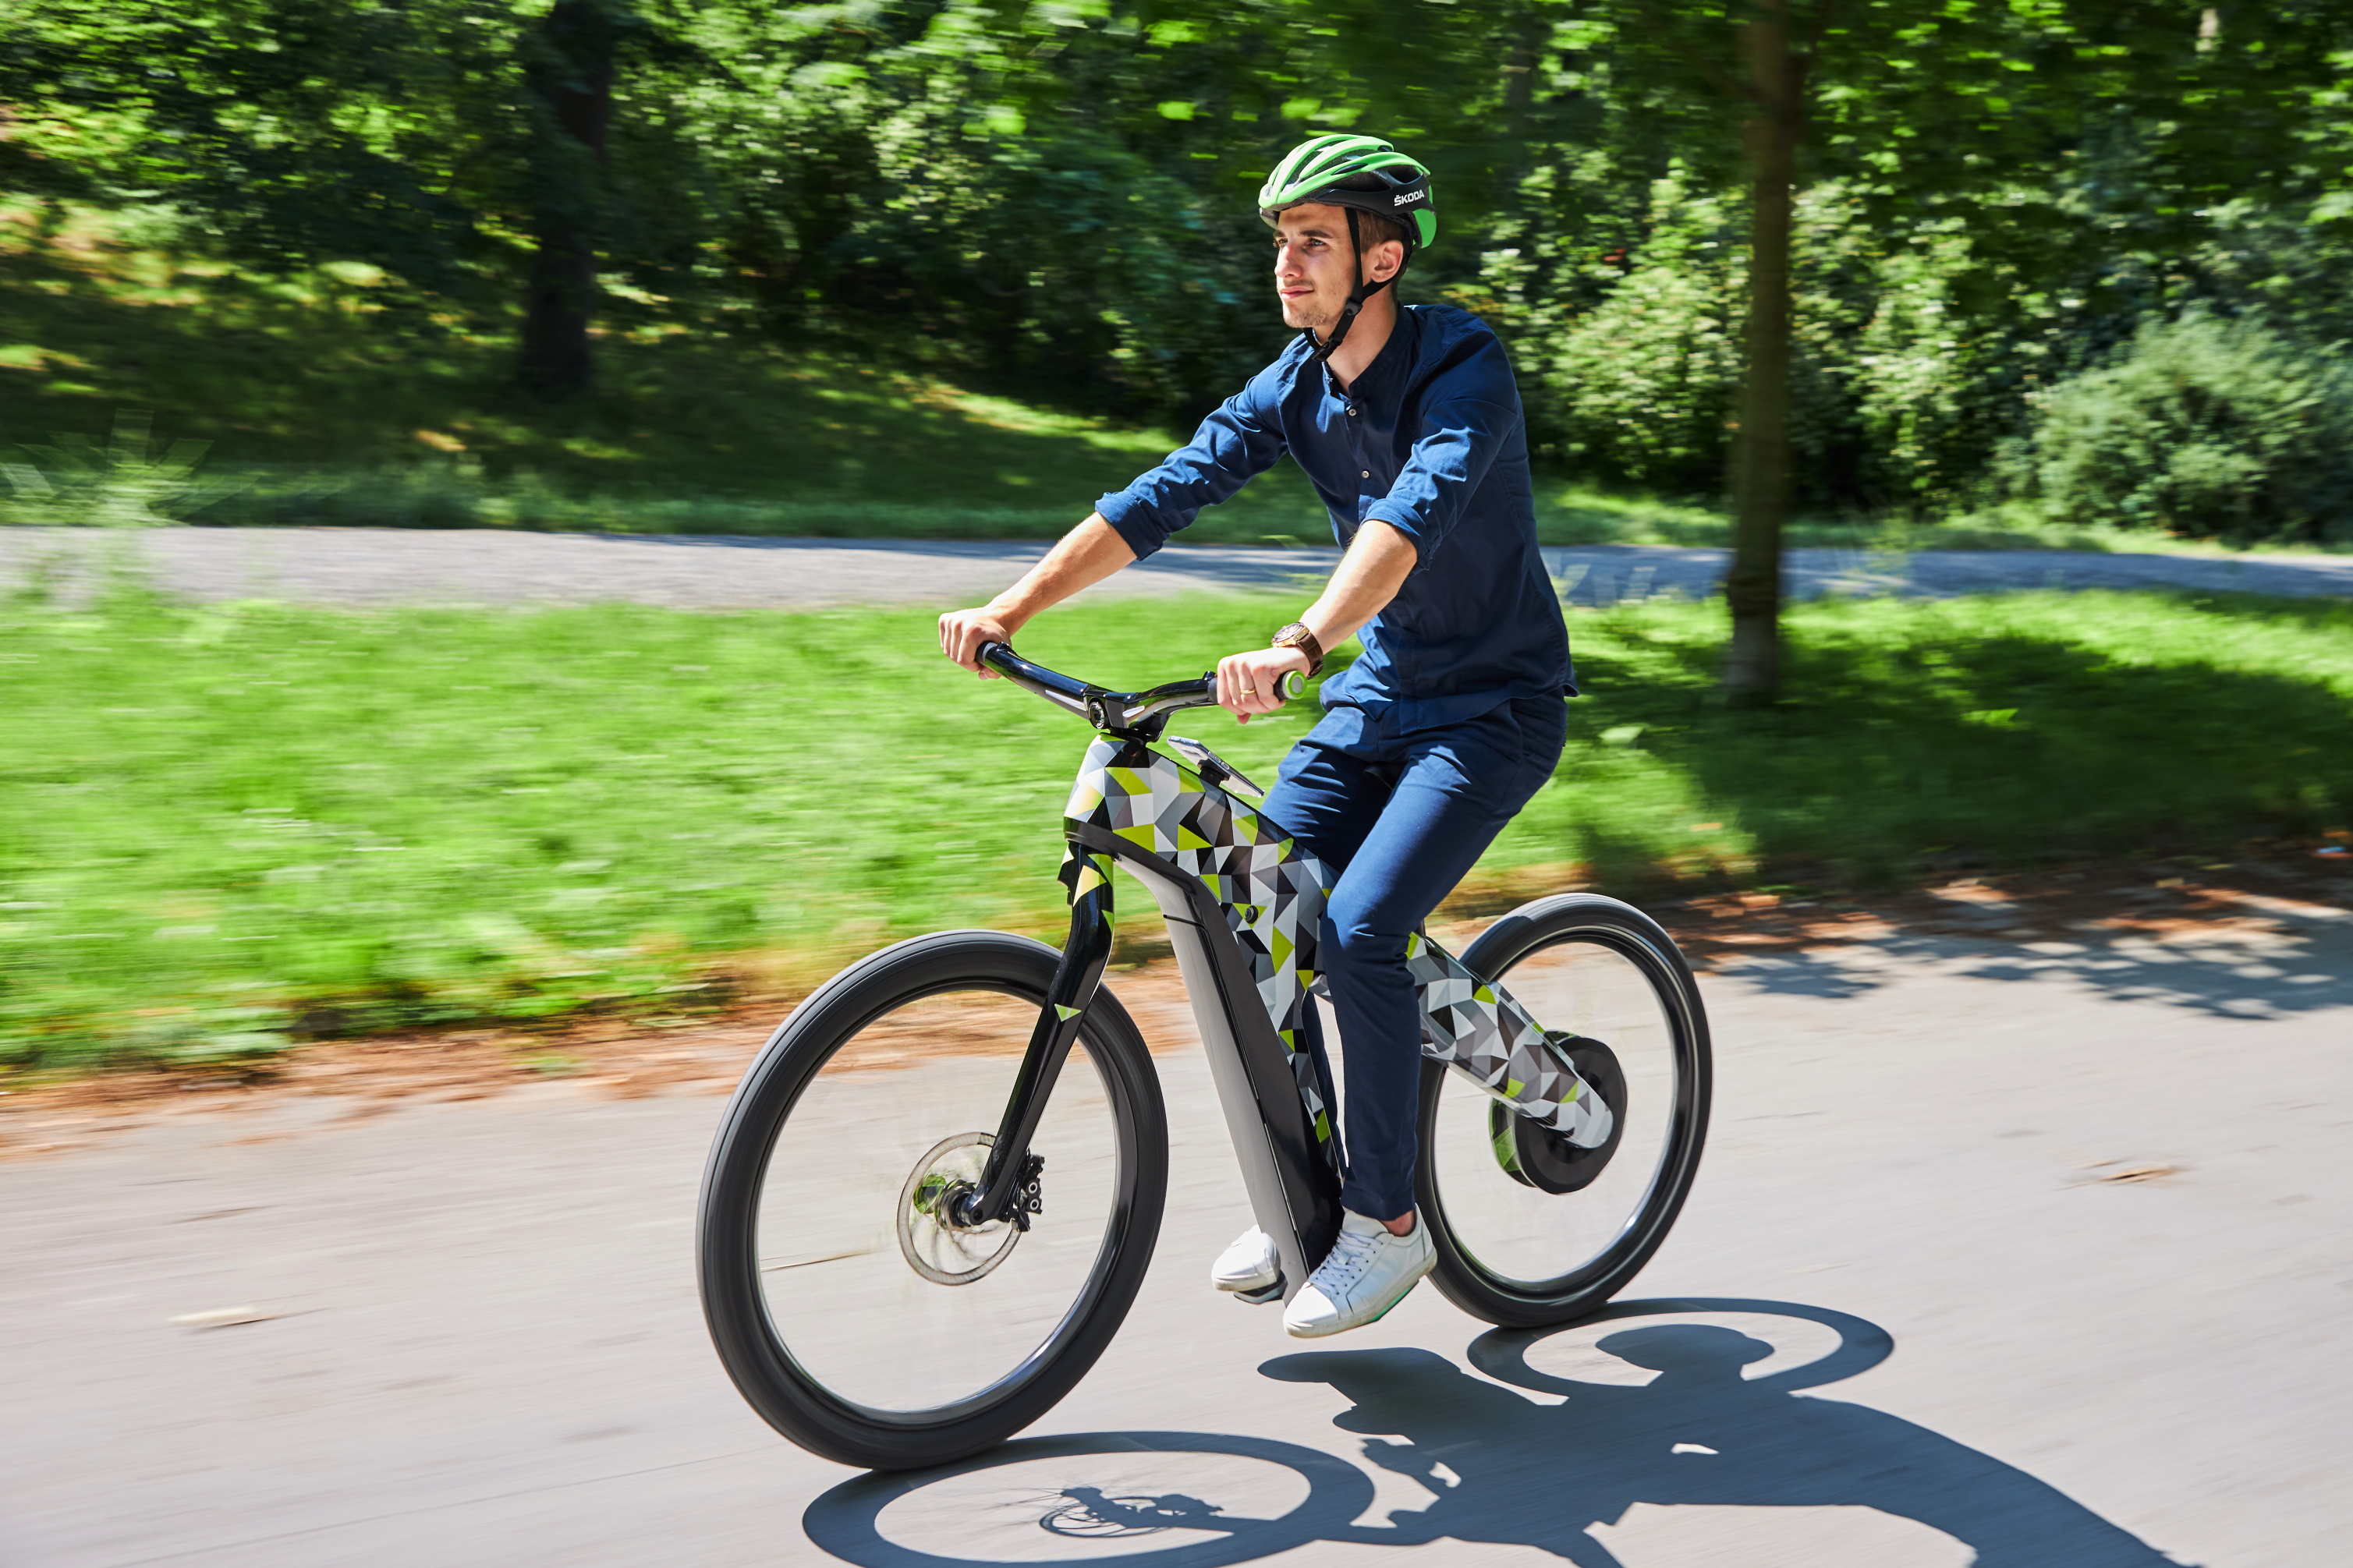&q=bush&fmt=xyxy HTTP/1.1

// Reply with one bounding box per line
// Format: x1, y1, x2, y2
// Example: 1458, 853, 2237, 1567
1490, 174, 1745, 495
2, 410, 232, 527
1844, 221, 2038, 511
2005, 313, 2353, 543
1487, 175, 1987, 508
